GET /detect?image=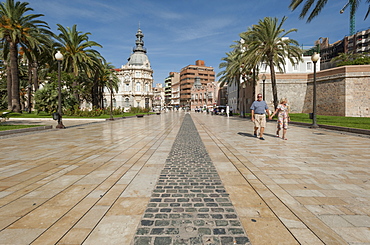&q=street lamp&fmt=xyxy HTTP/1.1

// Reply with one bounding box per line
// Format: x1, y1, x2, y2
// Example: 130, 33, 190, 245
261, 74, 266, 99
311, 52, 320, 128
54, 51, 65, 129
109, 74, 114, 120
